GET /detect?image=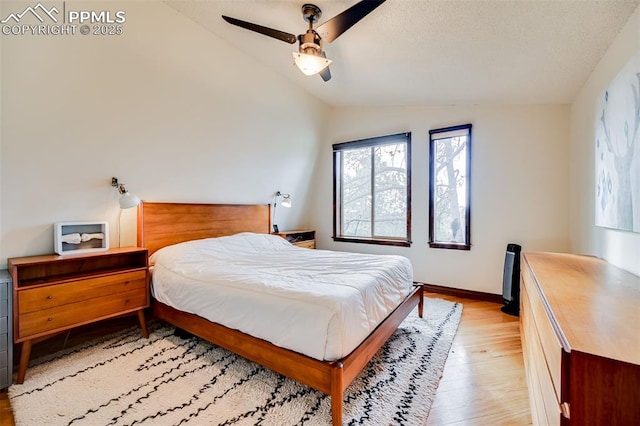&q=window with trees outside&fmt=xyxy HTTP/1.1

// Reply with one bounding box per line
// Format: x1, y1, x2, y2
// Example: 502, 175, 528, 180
333, 133, 411, 246
429, 124, 472, 250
